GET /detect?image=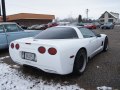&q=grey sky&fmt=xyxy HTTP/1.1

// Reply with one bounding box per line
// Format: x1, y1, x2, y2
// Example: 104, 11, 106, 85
4, 0, 120, 19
